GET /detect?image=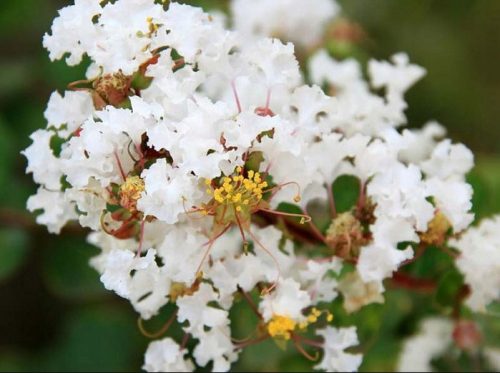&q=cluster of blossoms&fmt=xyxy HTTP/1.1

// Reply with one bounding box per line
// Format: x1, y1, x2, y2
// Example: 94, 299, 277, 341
24, 0, 499, 371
